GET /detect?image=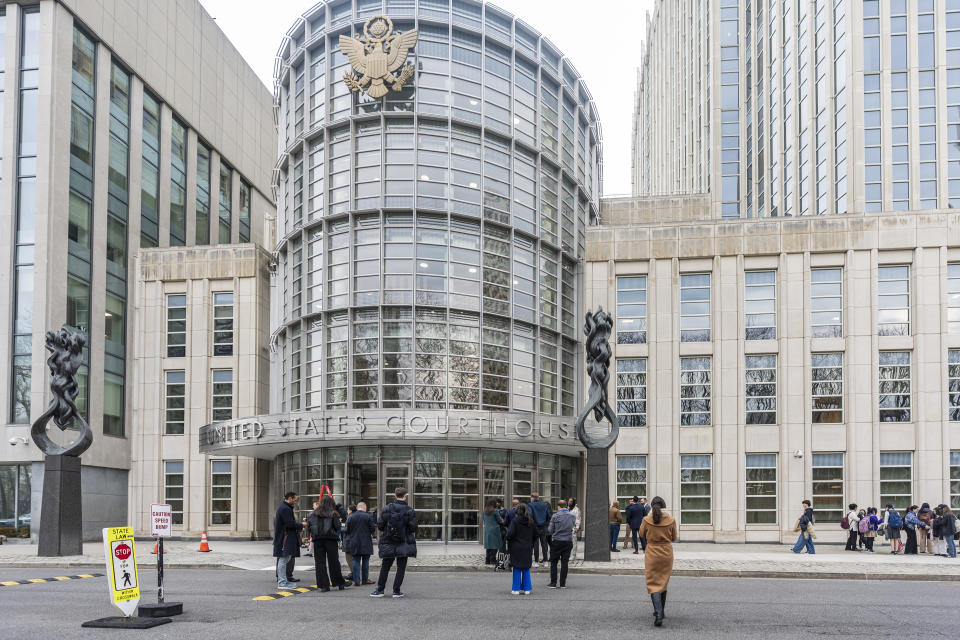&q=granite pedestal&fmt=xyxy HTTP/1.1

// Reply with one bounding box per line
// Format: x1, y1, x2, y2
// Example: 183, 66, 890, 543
583, 447, 611, 562
37, 455, 83, 557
